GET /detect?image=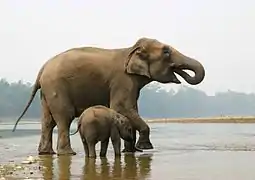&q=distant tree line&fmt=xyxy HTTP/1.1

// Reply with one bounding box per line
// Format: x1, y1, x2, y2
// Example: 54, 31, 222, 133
1, 78, 255, 120
0, 78, 40, 119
